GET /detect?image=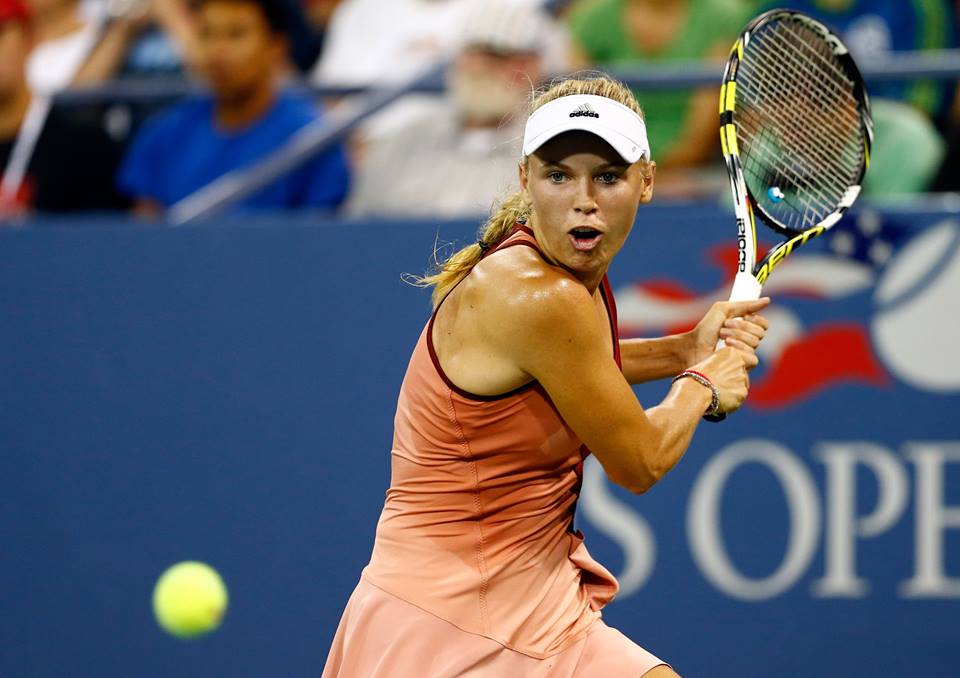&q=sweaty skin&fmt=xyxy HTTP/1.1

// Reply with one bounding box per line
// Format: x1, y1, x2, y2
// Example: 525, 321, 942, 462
433, 131, 769, 494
